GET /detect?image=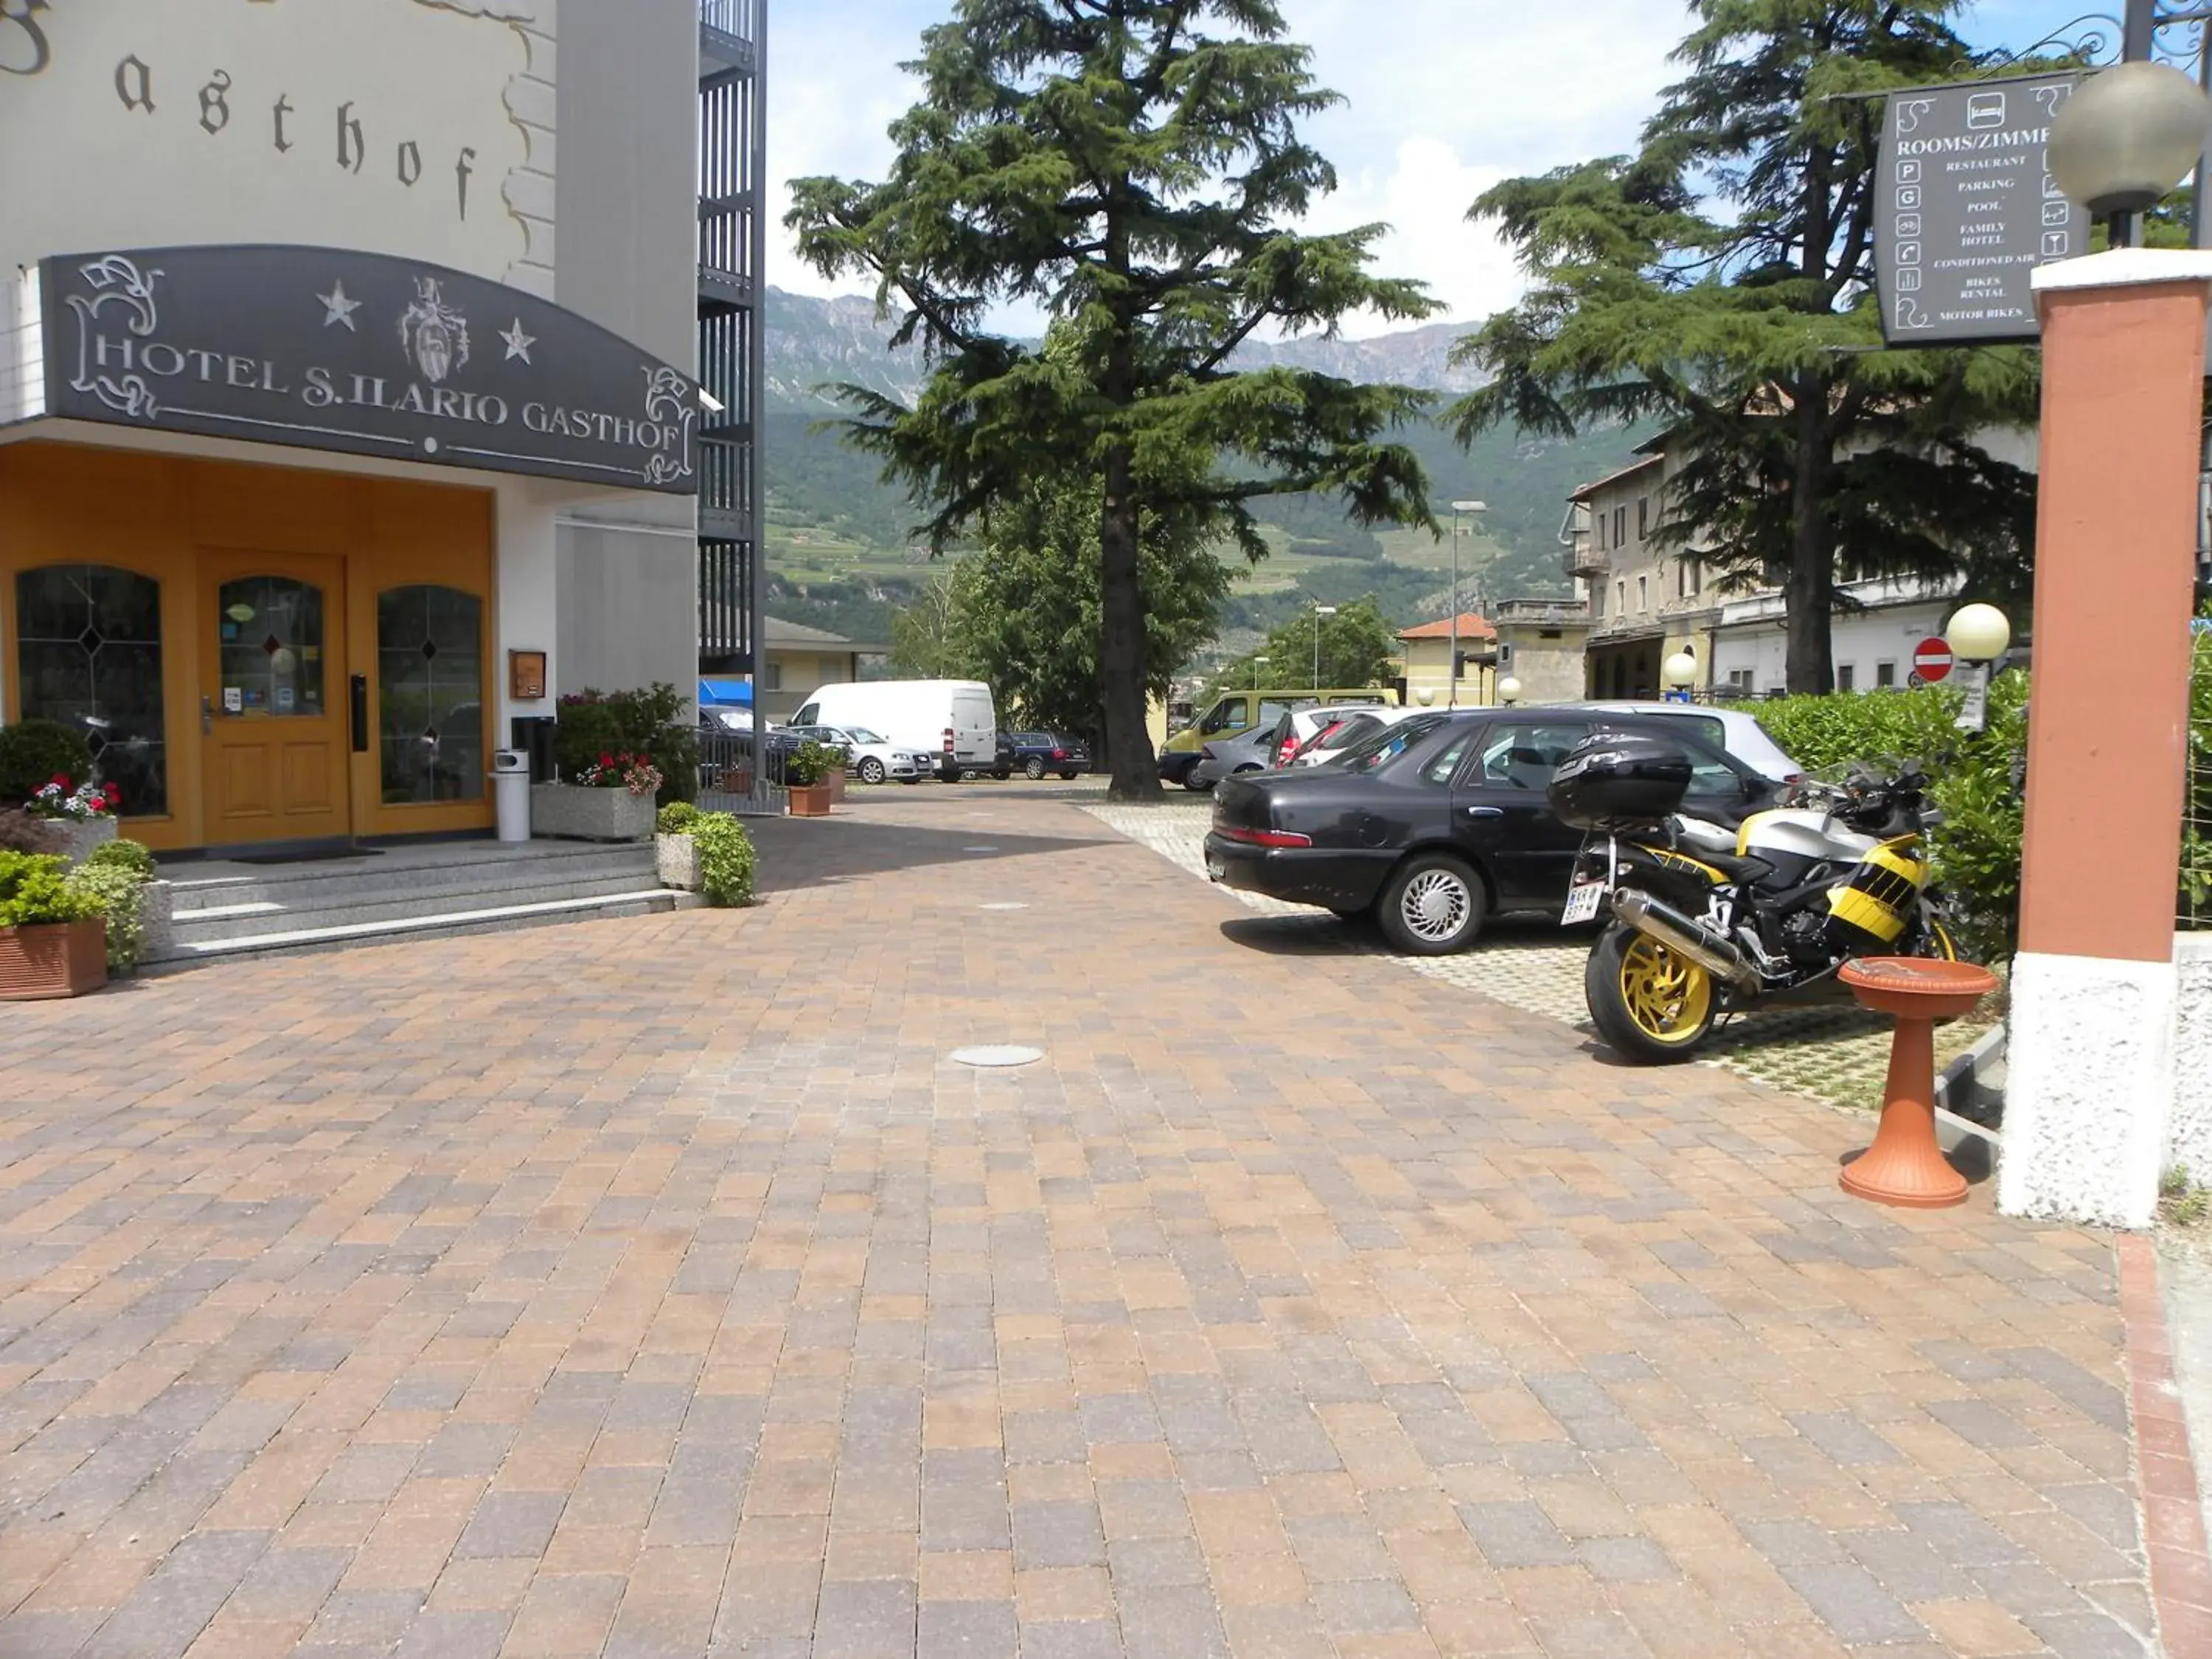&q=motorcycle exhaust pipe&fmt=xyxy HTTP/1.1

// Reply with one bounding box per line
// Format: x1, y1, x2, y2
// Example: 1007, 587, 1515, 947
1611, 889, 1761, 995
